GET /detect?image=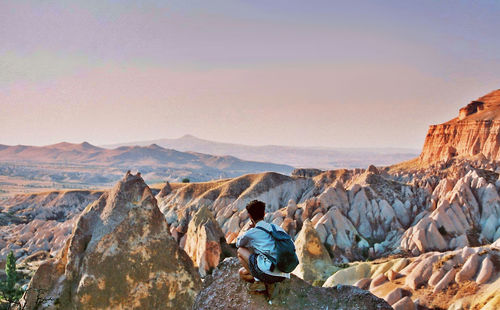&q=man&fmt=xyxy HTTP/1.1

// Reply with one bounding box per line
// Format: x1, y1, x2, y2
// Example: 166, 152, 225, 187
236, 200, 290, 291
